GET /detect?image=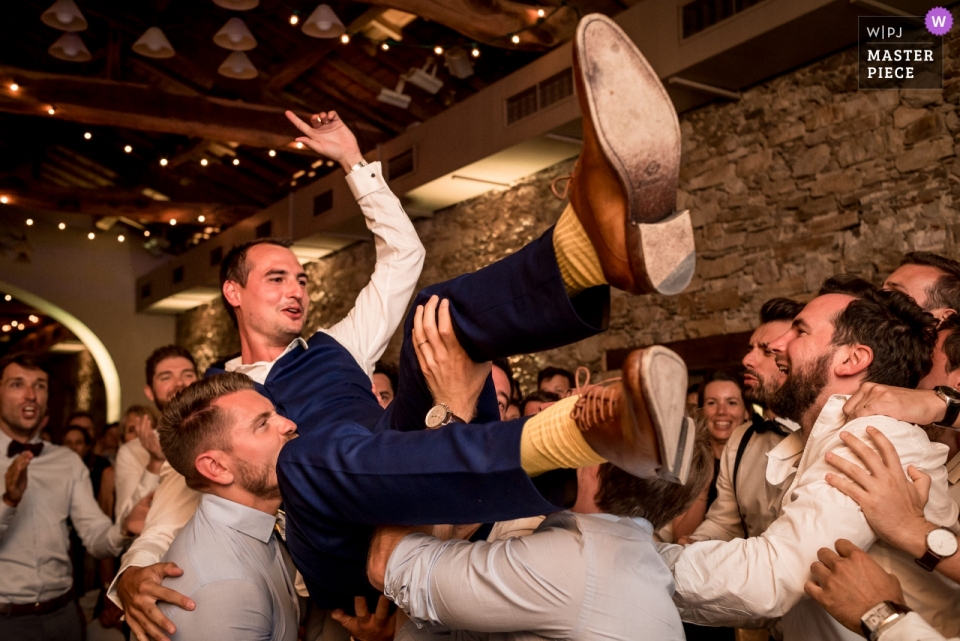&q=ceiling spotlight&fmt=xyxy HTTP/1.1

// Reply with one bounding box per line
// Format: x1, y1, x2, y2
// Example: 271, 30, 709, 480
296, 142, 304, 149
200, 158, 209, 166
28, 315, 39, 323
9, 83, 18, 91
3, 295, 10, 301
302, 4, 345, 39
160, 158, 168, 166
381, 42, 389, 51
198, 215, 206, 223
289, 13, 299, 25
58, 222, 65, 230
471, 47, 480, 58
0, 196, 7, 204
132, 26, 175, 59
377, 79, 411, 109
144, 230, 150, 237
87, 232, 95, 240
84, 132, 91, 139
214, 18, 257, 51
124, 145, 133, 153
117, 234, 125, 242
268, 149, 276, 157
511, 34, 521, 44
218, 51, 258, 80
340, 33, 350, 44
537, 8, 546, 18
433, 46, 444, 55
49, 32, 92, 62
232, 158, 240, 166
169, 219, 177, 226
47, 107, 56, 115
41, 0, 88, 32
26, 219, 33, 226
